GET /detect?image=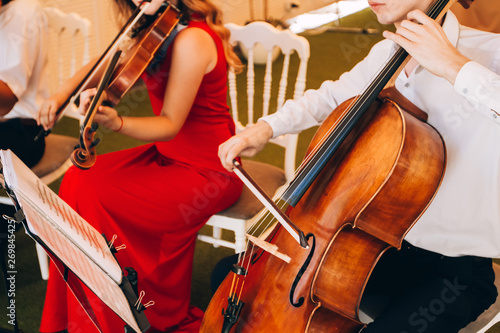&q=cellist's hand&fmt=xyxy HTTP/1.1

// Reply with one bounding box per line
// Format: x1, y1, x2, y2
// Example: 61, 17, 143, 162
79, 88, 123, 132
218, 120, 274, 172
382, 9, 470, 85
